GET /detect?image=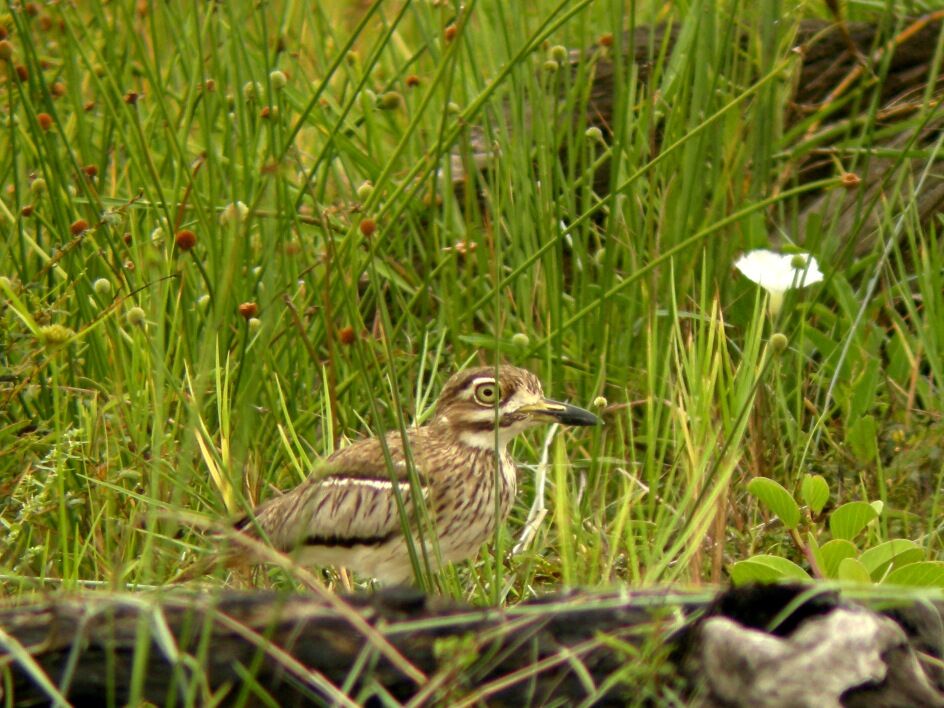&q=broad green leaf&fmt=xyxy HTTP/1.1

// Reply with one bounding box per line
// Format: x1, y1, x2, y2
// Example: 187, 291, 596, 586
846, 415, 878, 463
729, 560, 782, 585
837, 557, 872, 584
884, 562, 944, 588
800, 474, 829, 515
818, 539, 858, 579
729, 555, 811, 585
870, 500, 884, 516
829, 501, 879, 541
747, 477, 801, 530
858, 540, 924, 580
